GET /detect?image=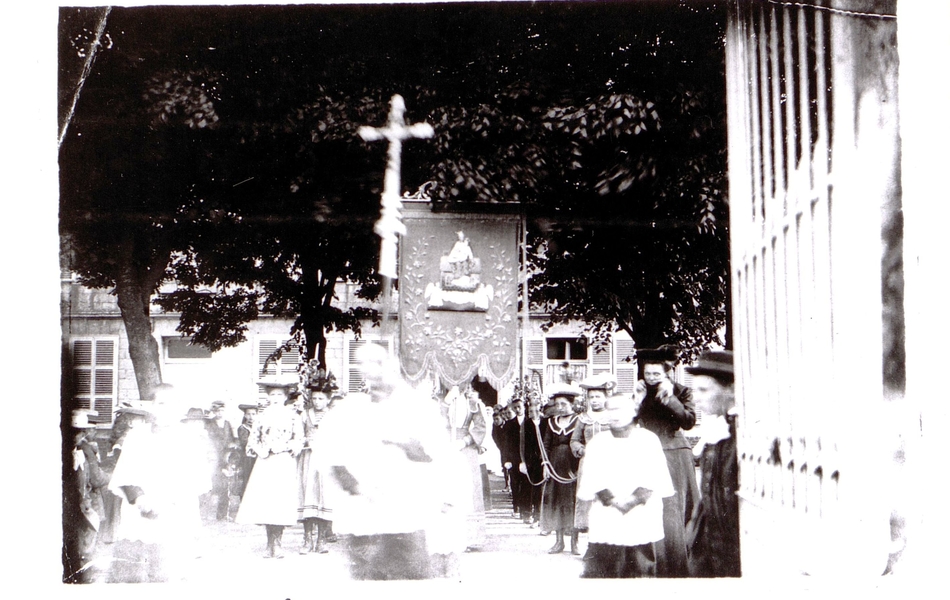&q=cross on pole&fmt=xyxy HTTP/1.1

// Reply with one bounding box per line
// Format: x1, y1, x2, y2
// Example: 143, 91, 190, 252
359, 94, 434, 280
